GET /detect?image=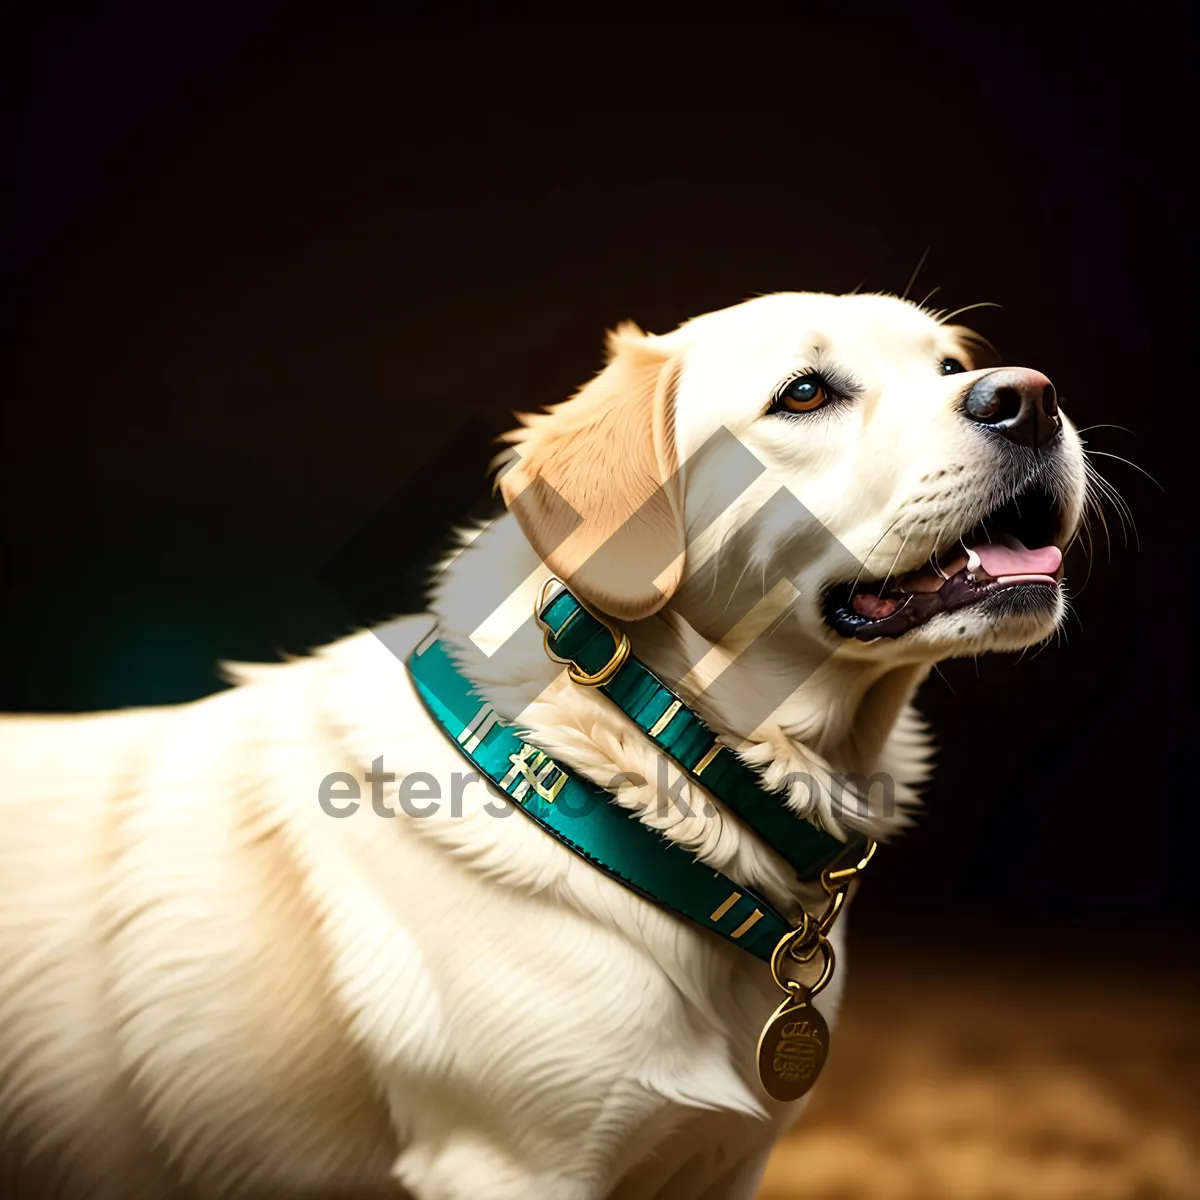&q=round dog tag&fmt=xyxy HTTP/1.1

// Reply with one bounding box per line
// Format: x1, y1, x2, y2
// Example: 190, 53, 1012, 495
756, 992, 830, 1102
